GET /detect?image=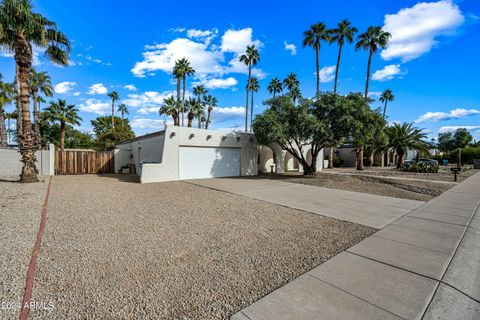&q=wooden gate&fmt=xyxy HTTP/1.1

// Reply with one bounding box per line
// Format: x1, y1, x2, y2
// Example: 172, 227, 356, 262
54, 150, 115, 175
